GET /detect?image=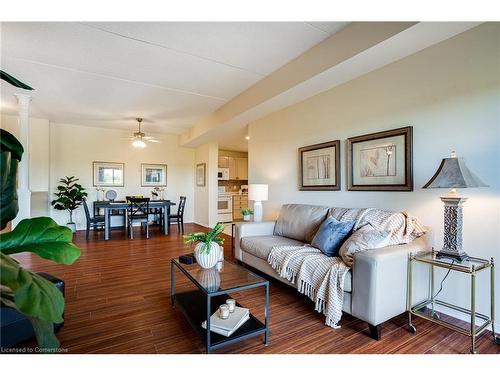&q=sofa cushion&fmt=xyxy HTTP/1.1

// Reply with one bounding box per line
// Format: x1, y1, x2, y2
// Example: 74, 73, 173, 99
311, 216, 355, 257
339, 224, 392, 267
274, 204, 329, 243
240, 235, 305, 260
